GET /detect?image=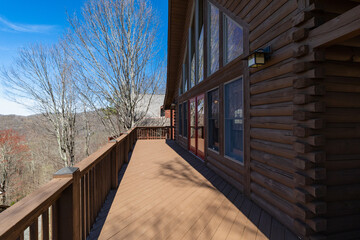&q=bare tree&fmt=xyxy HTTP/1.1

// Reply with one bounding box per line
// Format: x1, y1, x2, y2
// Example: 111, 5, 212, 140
1, 43, 77, 167
66, 0, 164, 135
0, 129, 29, 205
